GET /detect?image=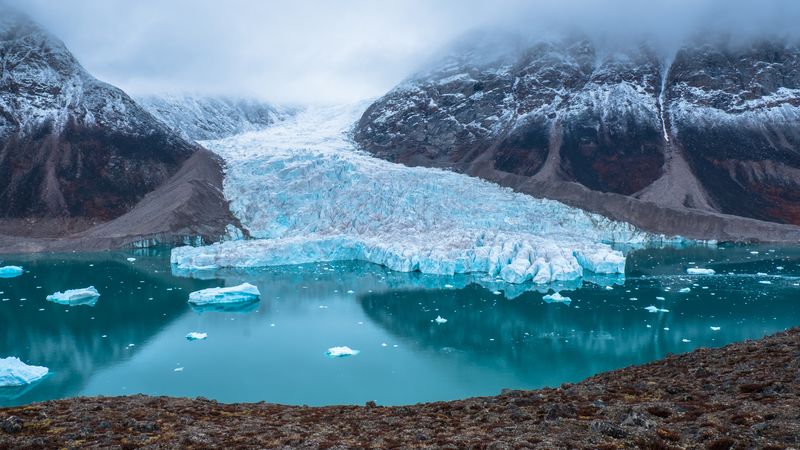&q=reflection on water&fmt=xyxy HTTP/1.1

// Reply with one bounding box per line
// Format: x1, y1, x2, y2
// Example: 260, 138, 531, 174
0, 244, 799, 406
